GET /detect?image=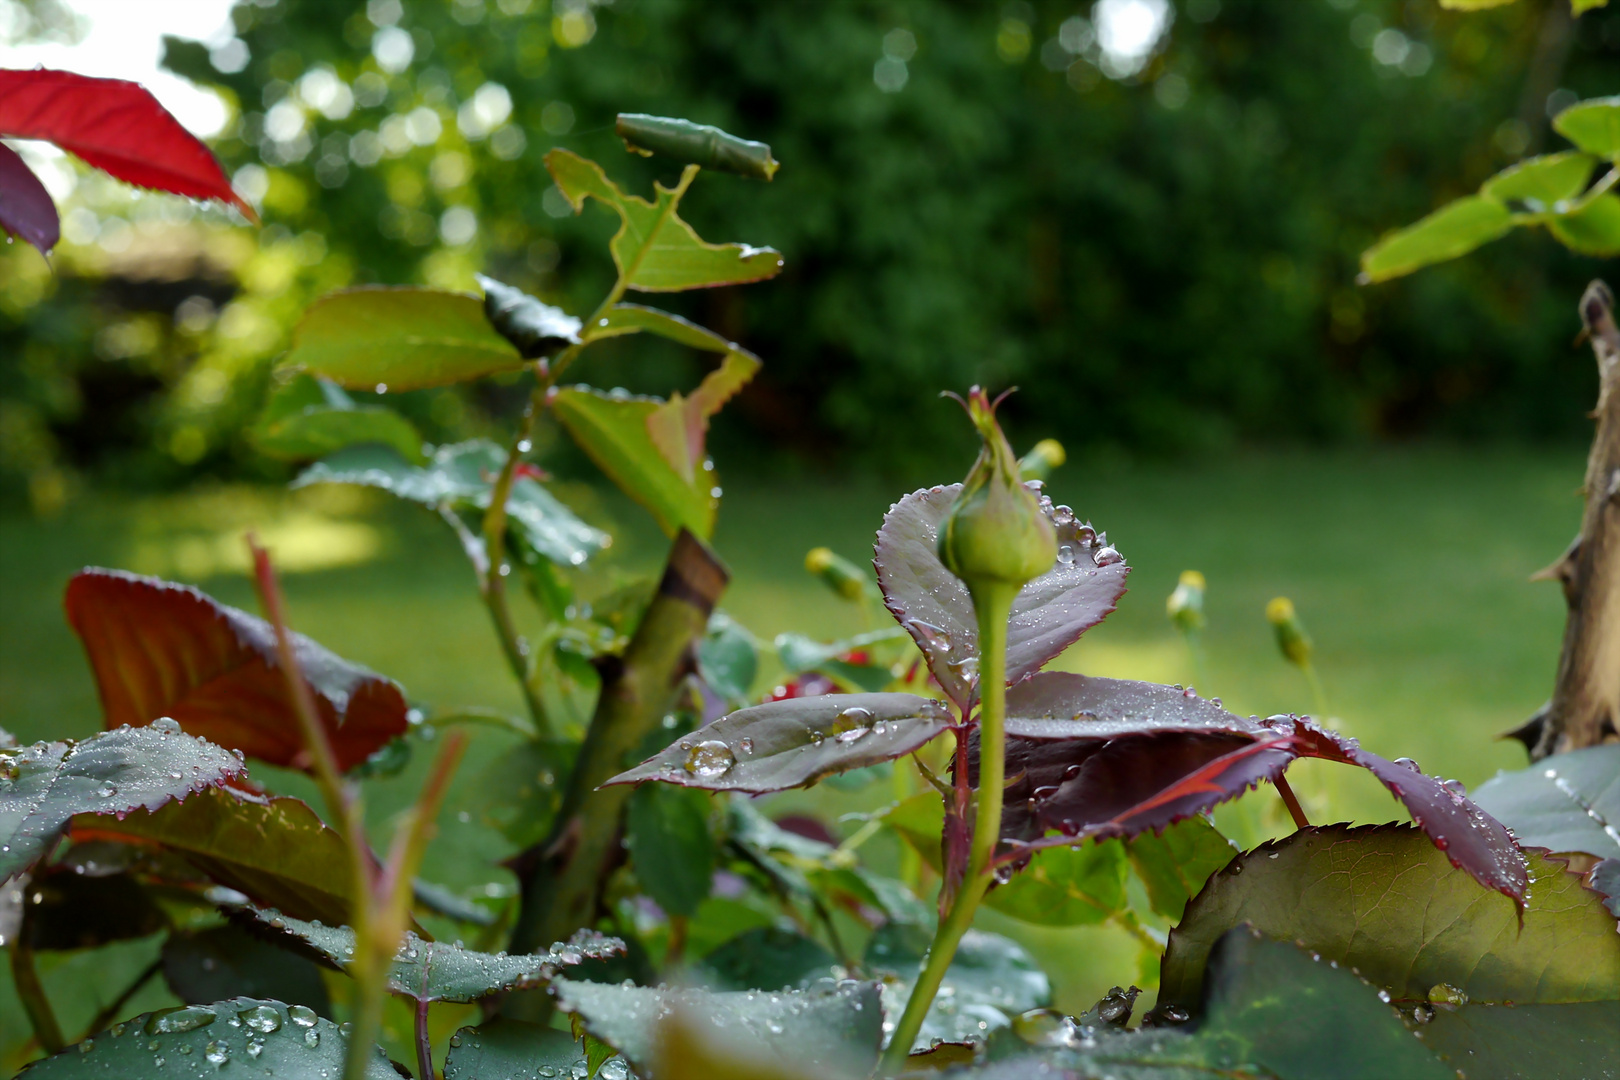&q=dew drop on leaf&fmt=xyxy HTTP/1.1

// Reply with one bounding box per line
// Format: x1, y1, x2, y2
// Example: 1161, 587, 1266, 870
239, 1005, 281, 1034
147, 1006, 216, 1035
96, 781, 117, 798
683, 739, 736, 778
204, 1039, 229, 1066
